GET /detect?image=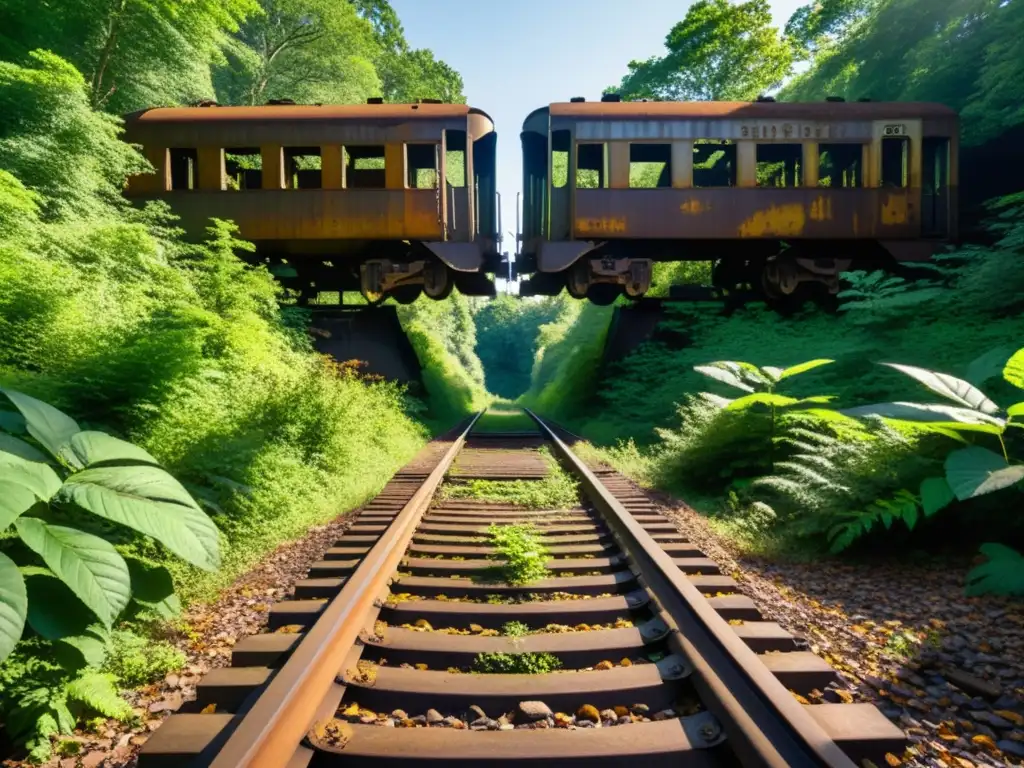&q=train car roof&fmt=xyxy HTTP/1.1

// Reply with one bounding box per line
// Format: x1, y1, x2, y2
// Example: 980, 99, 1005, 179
126, 103, 493, 125
546, 101, 957, 120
